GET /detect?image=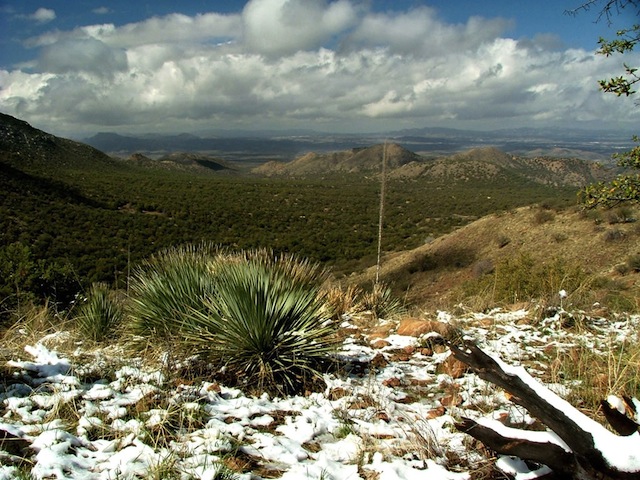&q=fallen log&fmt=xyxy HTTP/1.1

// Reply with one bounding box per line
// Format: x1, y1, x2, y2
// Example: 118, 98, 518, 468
451, 342, 640, 480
